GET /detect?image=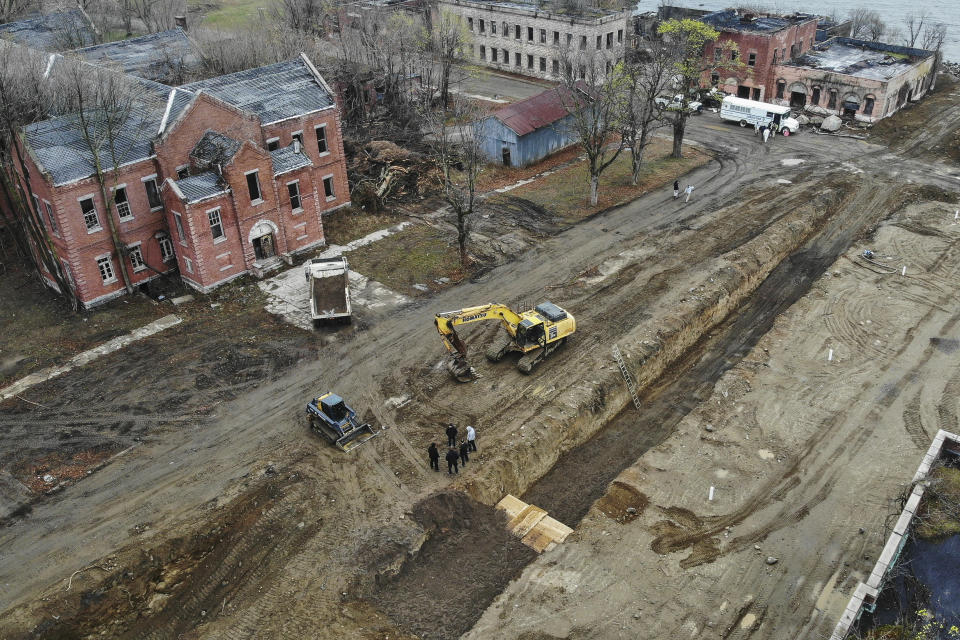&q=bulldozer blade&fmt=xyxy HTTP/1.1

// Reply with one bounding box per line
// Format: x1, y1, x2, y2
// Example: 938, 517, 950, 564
336, 423, 379, 452
447, 355, 479, 382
